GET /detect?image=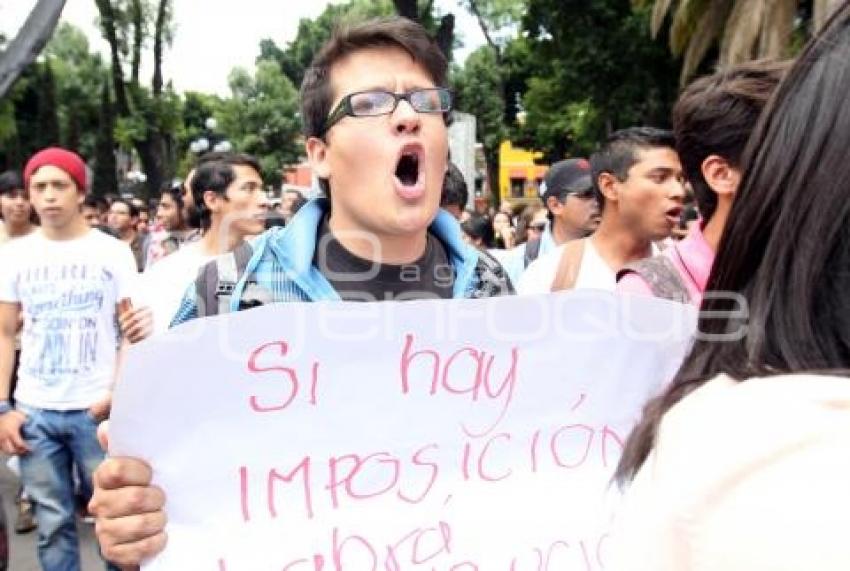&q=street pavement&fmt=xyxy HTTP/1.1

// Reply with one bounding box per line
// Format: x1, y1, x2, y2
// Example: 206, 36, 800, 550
0, 455, 104, 570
